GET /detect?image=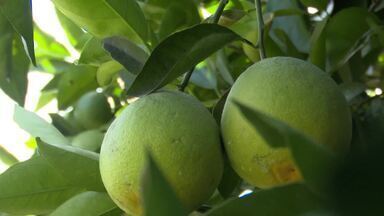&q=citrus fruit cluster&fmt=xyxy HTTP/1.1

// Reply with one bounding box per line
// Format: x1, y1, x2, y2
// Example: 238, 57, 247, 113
99, 57, 352, 215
